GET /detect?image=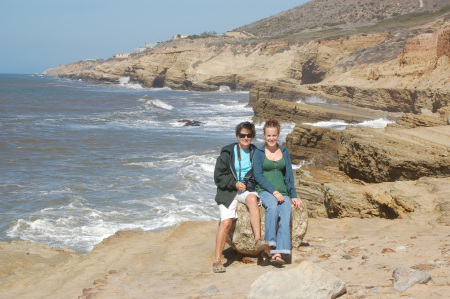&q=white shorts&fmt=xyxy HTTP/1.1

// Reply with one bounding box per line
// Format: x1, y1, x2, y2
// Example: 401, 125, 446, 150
219, 191, 260, 221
